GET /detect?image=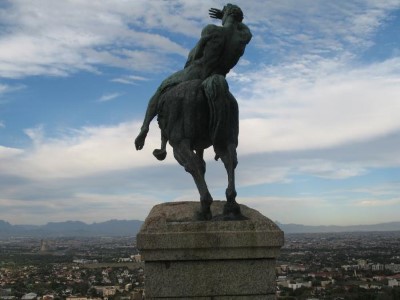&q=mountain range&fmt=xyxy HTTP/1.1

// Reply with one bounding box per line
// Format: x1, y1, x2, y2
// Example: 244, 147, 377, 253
0, 219, 143, 237
0, 219, 399, 237
276, 221, 400, 233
